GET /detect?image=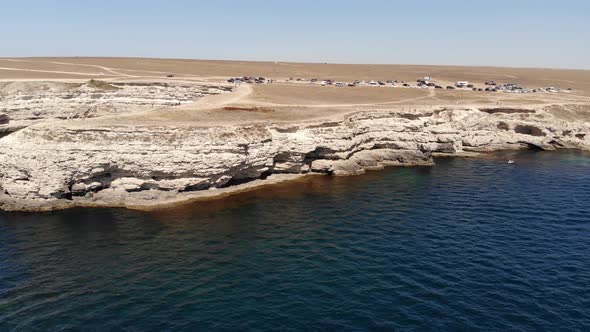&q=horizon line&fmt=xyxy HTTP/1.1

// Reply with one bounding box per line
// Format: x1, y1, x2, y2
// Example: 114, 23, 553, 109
2, 55, 589, 72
